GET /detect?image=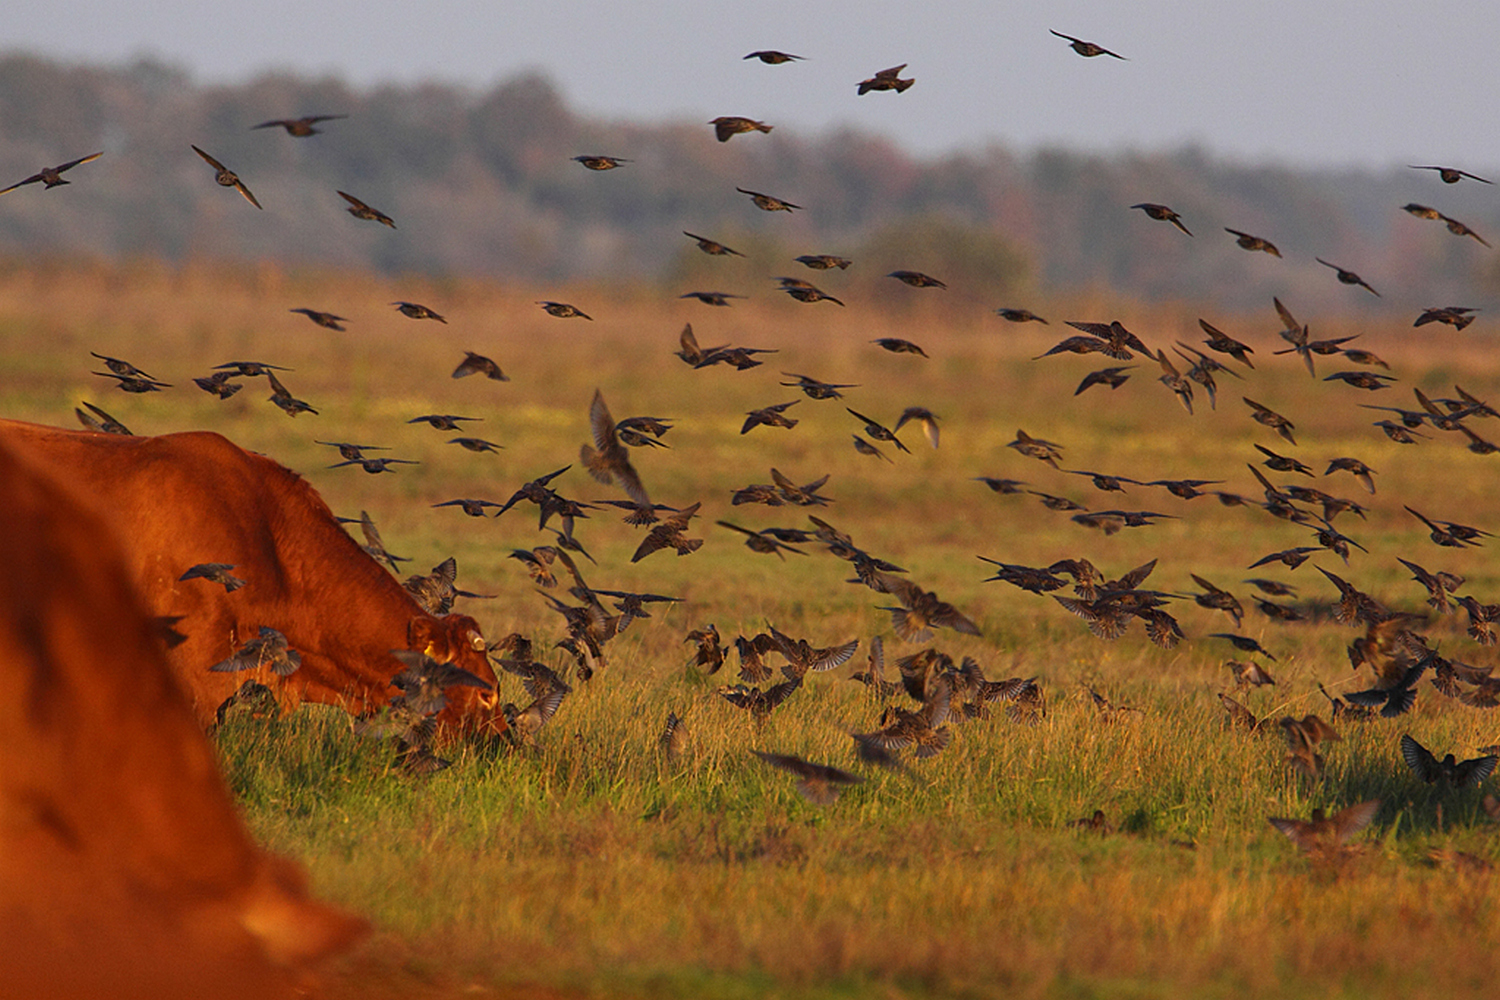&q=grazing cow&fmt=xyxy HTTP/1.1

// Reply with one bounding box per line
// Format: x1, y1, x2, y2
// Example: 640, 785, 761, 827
0, 420, 502, 732
0, 437, 369, 999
